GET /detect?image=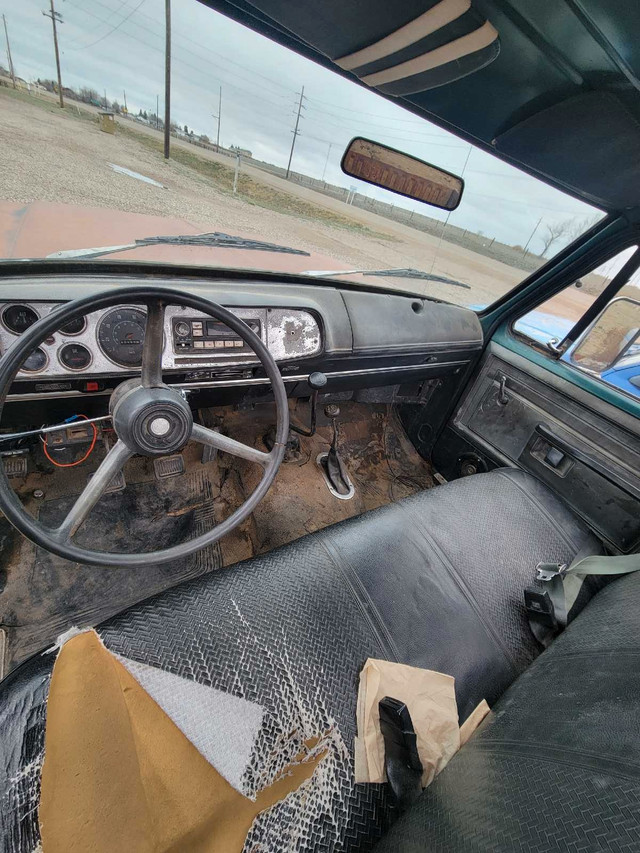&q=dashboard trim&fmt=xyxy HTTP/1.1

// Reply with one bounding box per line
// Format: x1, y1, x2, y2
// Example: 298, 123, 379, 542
5, 360, 468, 401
